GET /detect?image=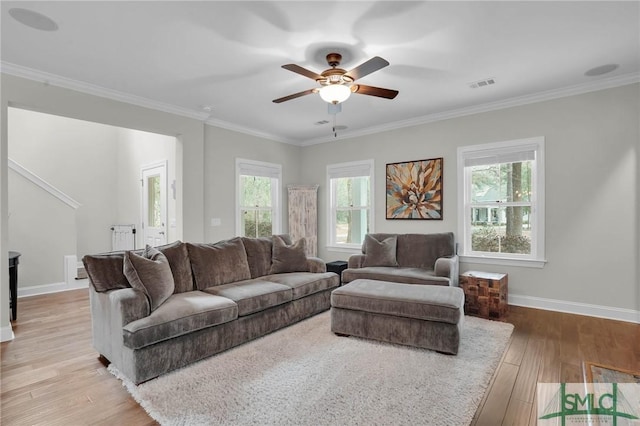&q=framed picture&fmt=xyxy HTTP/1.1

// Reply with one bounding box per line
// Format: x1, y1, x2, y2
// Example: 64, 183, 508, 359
386, 157, 443, 220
